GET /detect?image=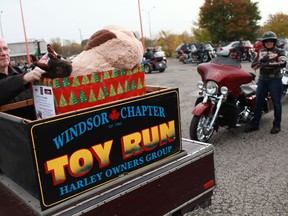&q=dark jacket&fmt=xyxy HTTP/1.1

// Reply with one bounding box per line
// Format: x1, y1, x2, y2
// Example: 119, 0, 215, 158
0, 66, 32, 105
143, 50, 154, 60
251, 46, 287, 80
